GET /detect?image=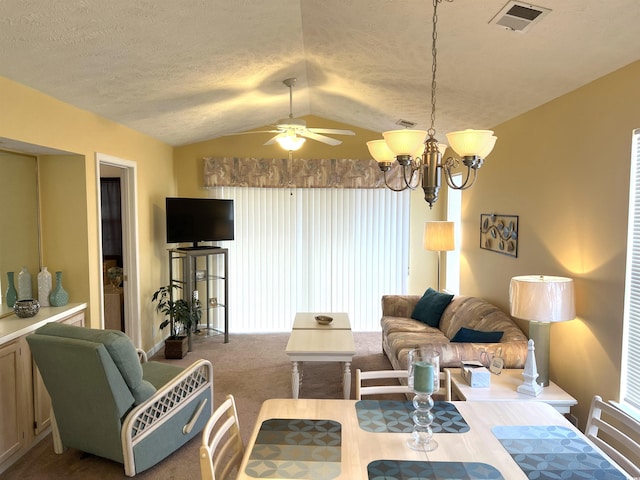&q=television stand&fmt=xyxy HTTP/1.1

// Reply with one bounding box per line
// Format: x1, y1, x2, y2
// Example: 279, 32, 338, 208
168, 248, 229, 343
